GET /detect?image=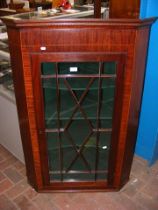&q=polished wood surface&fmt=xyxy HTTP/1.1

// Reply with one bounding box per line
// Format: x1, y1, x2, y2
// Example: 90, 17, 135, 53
2, 17, 156, 192
109, 0, 140, 18
120, 27, 151, 187
31, 52, 126, 191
